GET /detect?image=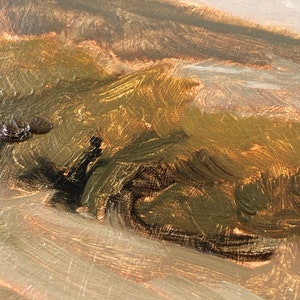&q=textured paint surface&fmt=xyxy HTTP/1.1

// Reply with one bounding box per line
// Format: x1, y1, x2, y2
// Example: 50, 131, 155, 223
0, 0, 299, 299
181, 0, 300, 33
